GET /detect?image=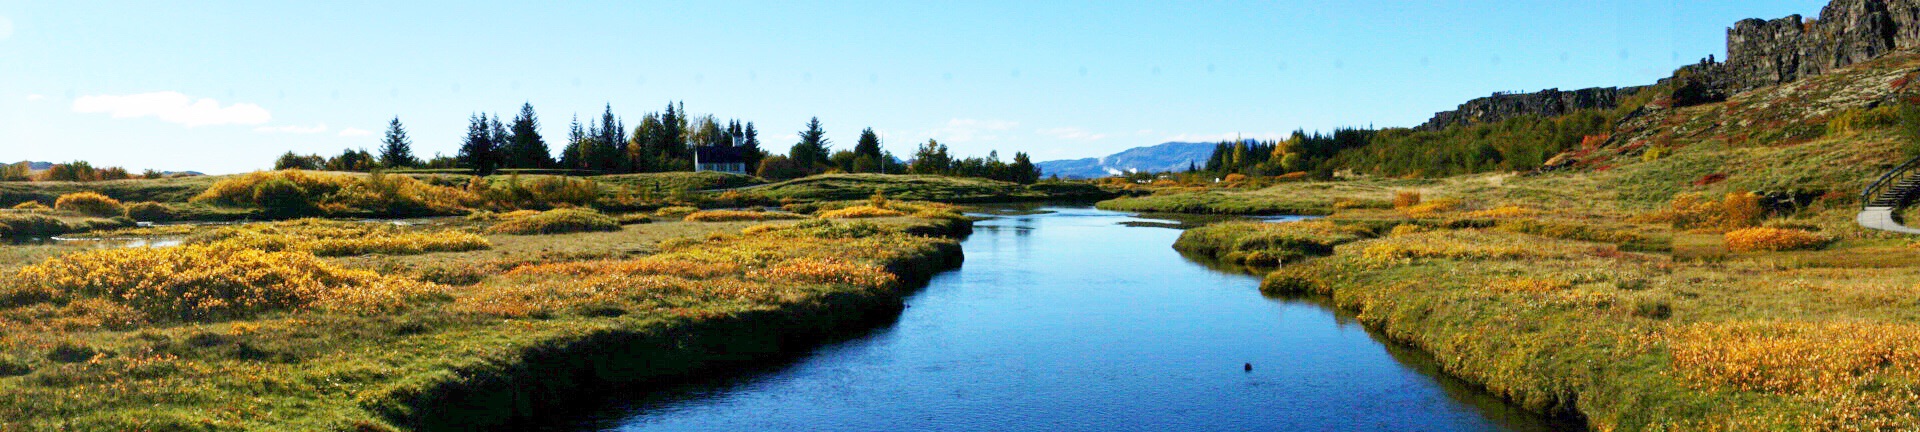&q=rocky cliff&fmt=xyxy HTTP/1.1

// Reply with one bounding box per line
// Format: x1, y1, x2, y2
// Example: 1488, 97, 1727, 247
1414, 87, 1646, 131
1694, 0, 1920, 101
